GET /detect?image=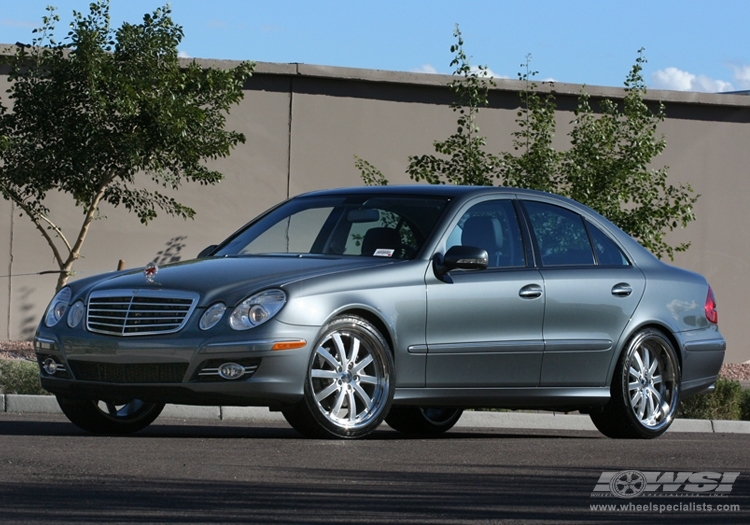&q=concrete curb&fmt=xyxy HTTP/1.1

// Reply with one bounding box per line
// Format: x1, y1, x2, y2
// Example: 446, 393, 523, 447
2, 394, 750, 434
